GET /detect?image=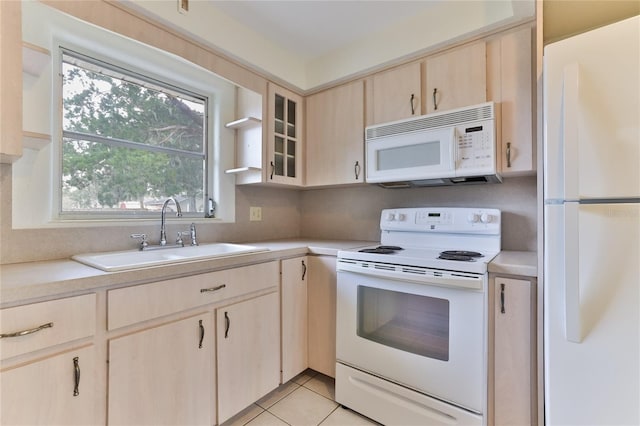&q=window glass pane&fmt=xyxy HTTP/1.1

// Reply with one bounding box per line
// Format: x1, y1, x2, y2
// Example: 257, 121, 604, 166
62, 138, 203, 213
357, 286, 449, 361
61, 50, 207, 216
274, 94, 285, 135
286, 139, 296, 178
287, 99, 296, 124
